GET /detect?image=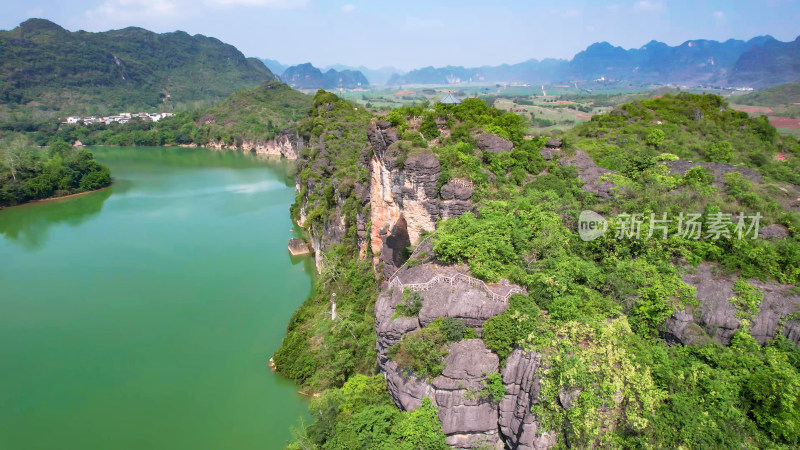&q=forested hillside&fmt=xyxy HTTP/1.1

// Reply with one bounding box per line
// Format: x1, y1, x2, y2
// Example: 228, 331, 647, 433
277, 90, 800, 448
28, 82, 311, 148
0, 19, 276, 118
